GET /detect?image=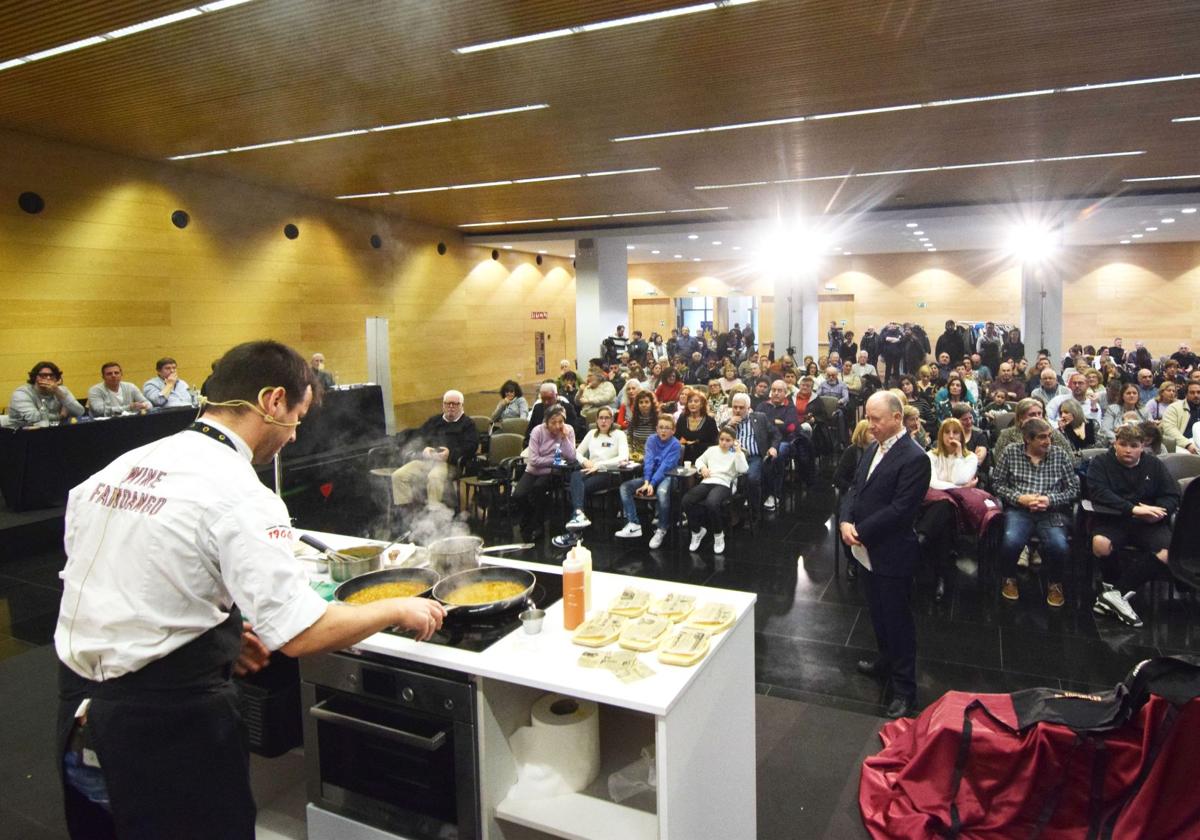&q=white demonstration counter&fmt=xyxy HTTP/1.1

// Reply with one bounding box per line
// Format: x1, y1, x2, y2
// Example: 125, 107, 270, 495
302, 531, 758, 840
